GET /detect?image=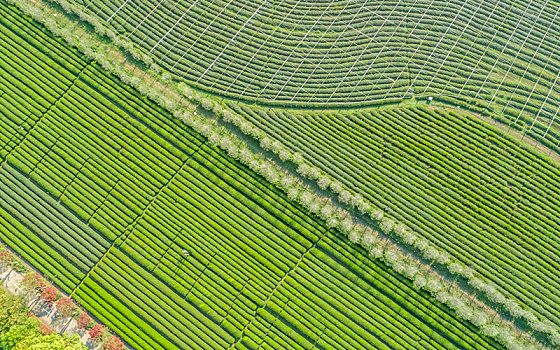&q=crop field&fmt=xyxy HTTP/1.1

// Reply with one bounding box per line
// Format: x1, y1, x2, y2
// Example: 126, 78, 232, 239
228, 101, 560, 331
0, 4, 509, 350
67, 0, 560, 146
